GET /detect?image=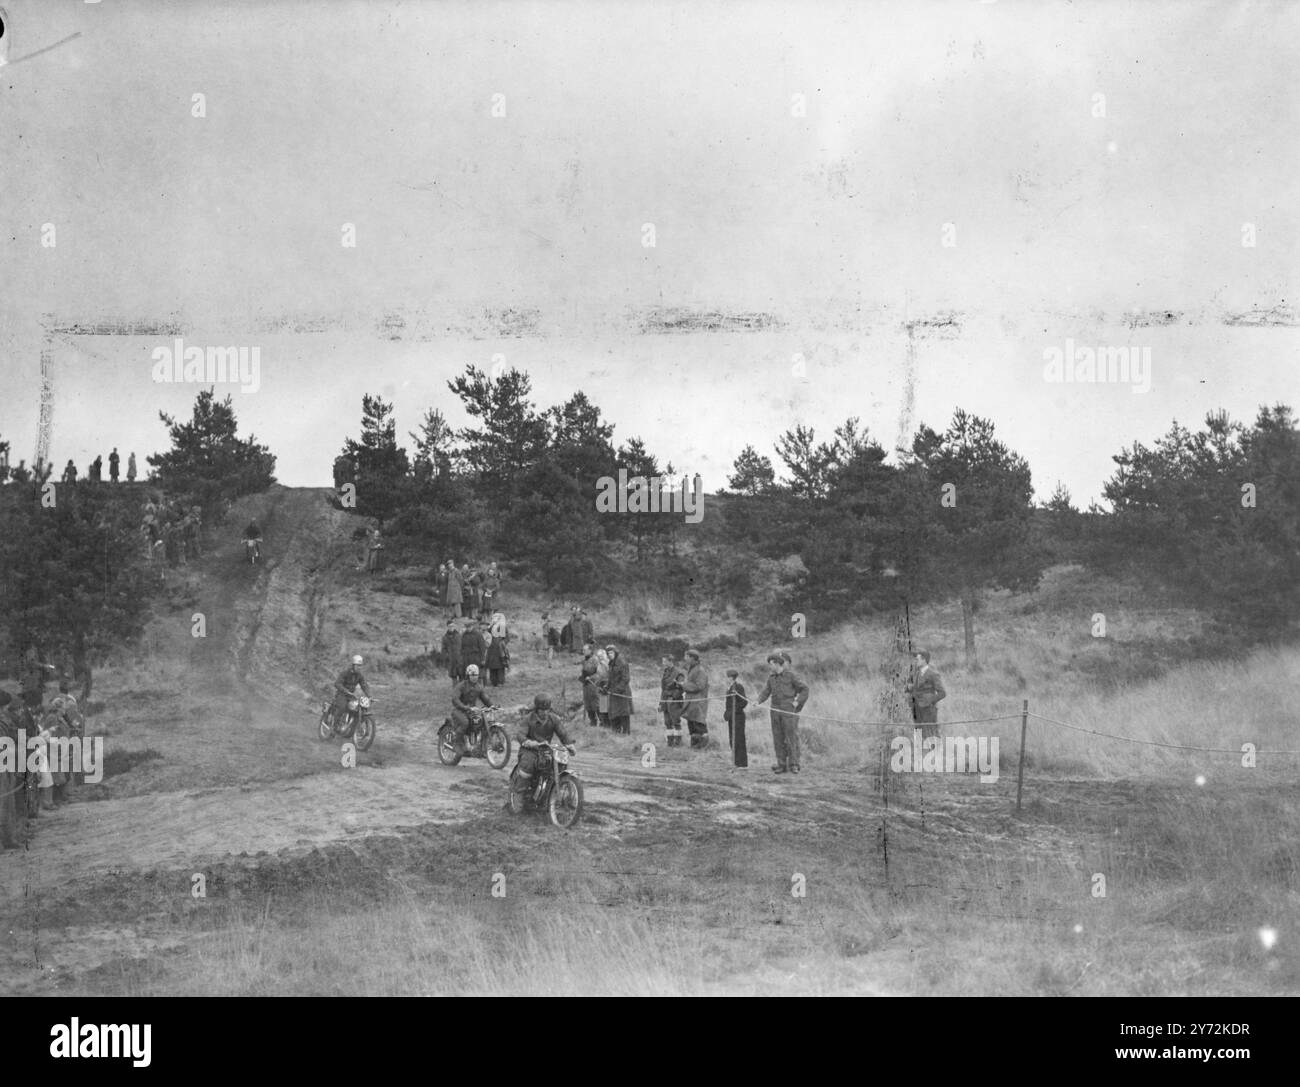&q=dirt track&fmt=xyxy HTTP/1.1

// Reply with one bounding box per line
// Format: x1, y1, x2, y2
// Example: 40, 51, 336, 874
6, 487, 1281, 995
